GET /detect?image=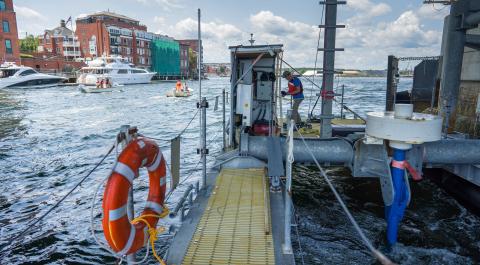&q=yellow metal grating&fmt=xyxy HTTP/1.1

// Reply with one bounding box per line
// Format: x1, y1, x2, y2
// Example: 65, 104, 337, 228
182, 168, 275, 265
